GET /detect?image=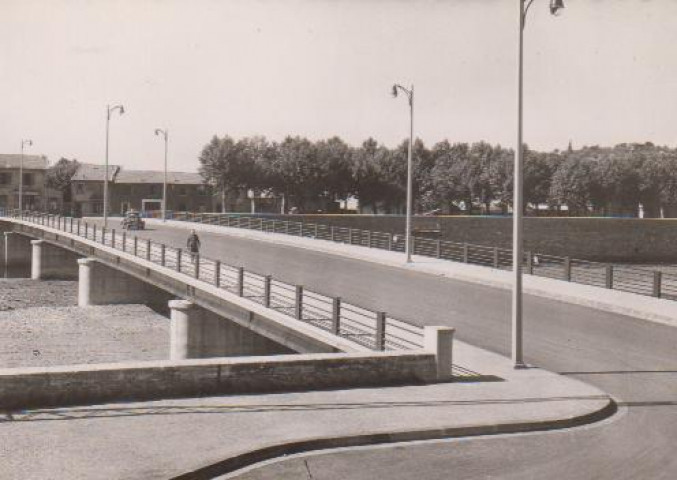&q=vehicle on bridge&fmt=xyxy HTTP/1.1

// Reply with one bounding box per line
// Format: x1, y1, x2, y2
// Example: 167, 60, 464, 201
121, 209, 145, 230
